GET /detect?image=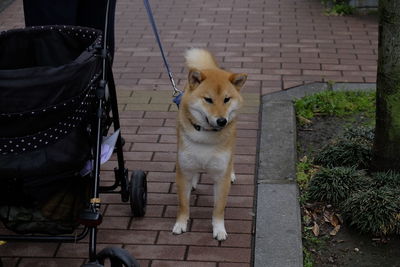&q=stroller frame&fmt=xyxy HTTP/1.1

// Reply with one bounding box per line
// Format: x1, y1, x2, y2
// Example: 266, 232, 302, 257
0, 1, 146, 265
